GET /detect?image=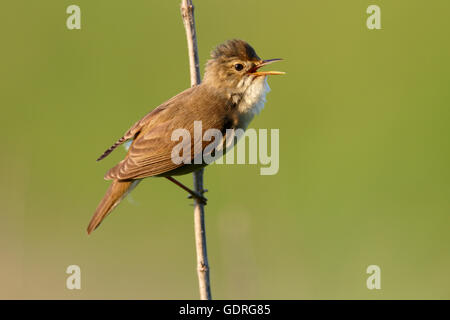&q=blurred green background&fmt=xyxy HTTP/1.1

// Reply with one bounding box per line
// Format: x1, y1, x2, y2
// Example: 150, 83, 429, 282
1, 0, 449, 299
